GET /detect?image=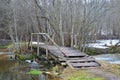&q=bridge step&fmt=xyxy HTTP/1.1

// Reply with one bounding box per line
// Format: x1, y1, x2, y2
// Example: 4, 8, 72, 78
66, 57, 100, 69
67, 59, 95, 63
70, 62, 100, 68
34, 45, 100, 69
